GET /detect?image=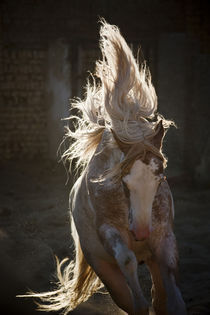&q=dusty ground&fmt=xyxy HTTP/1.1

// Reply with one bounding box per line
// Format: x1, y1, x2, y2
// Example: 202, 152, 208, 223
0, 160, 209, 315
